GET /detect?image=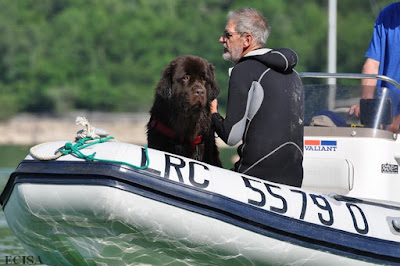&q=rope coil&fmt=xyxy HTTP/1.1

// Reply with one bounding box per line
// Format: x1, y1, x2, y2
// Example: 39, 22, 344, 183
30, 137, 150, 170
59, 137, 150, 170
29, 117, 149, 170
